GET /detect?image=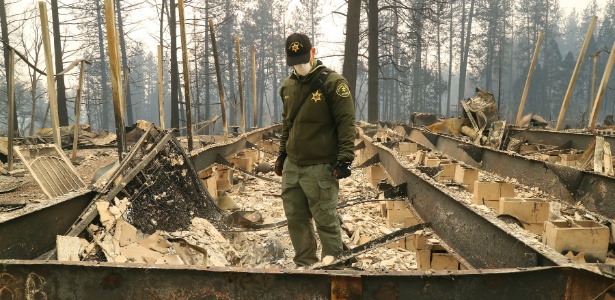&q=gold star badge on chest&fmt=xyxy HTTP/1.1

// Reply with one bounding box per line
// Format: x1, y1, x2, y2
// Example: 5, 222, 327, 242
311, 90, 322, 103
